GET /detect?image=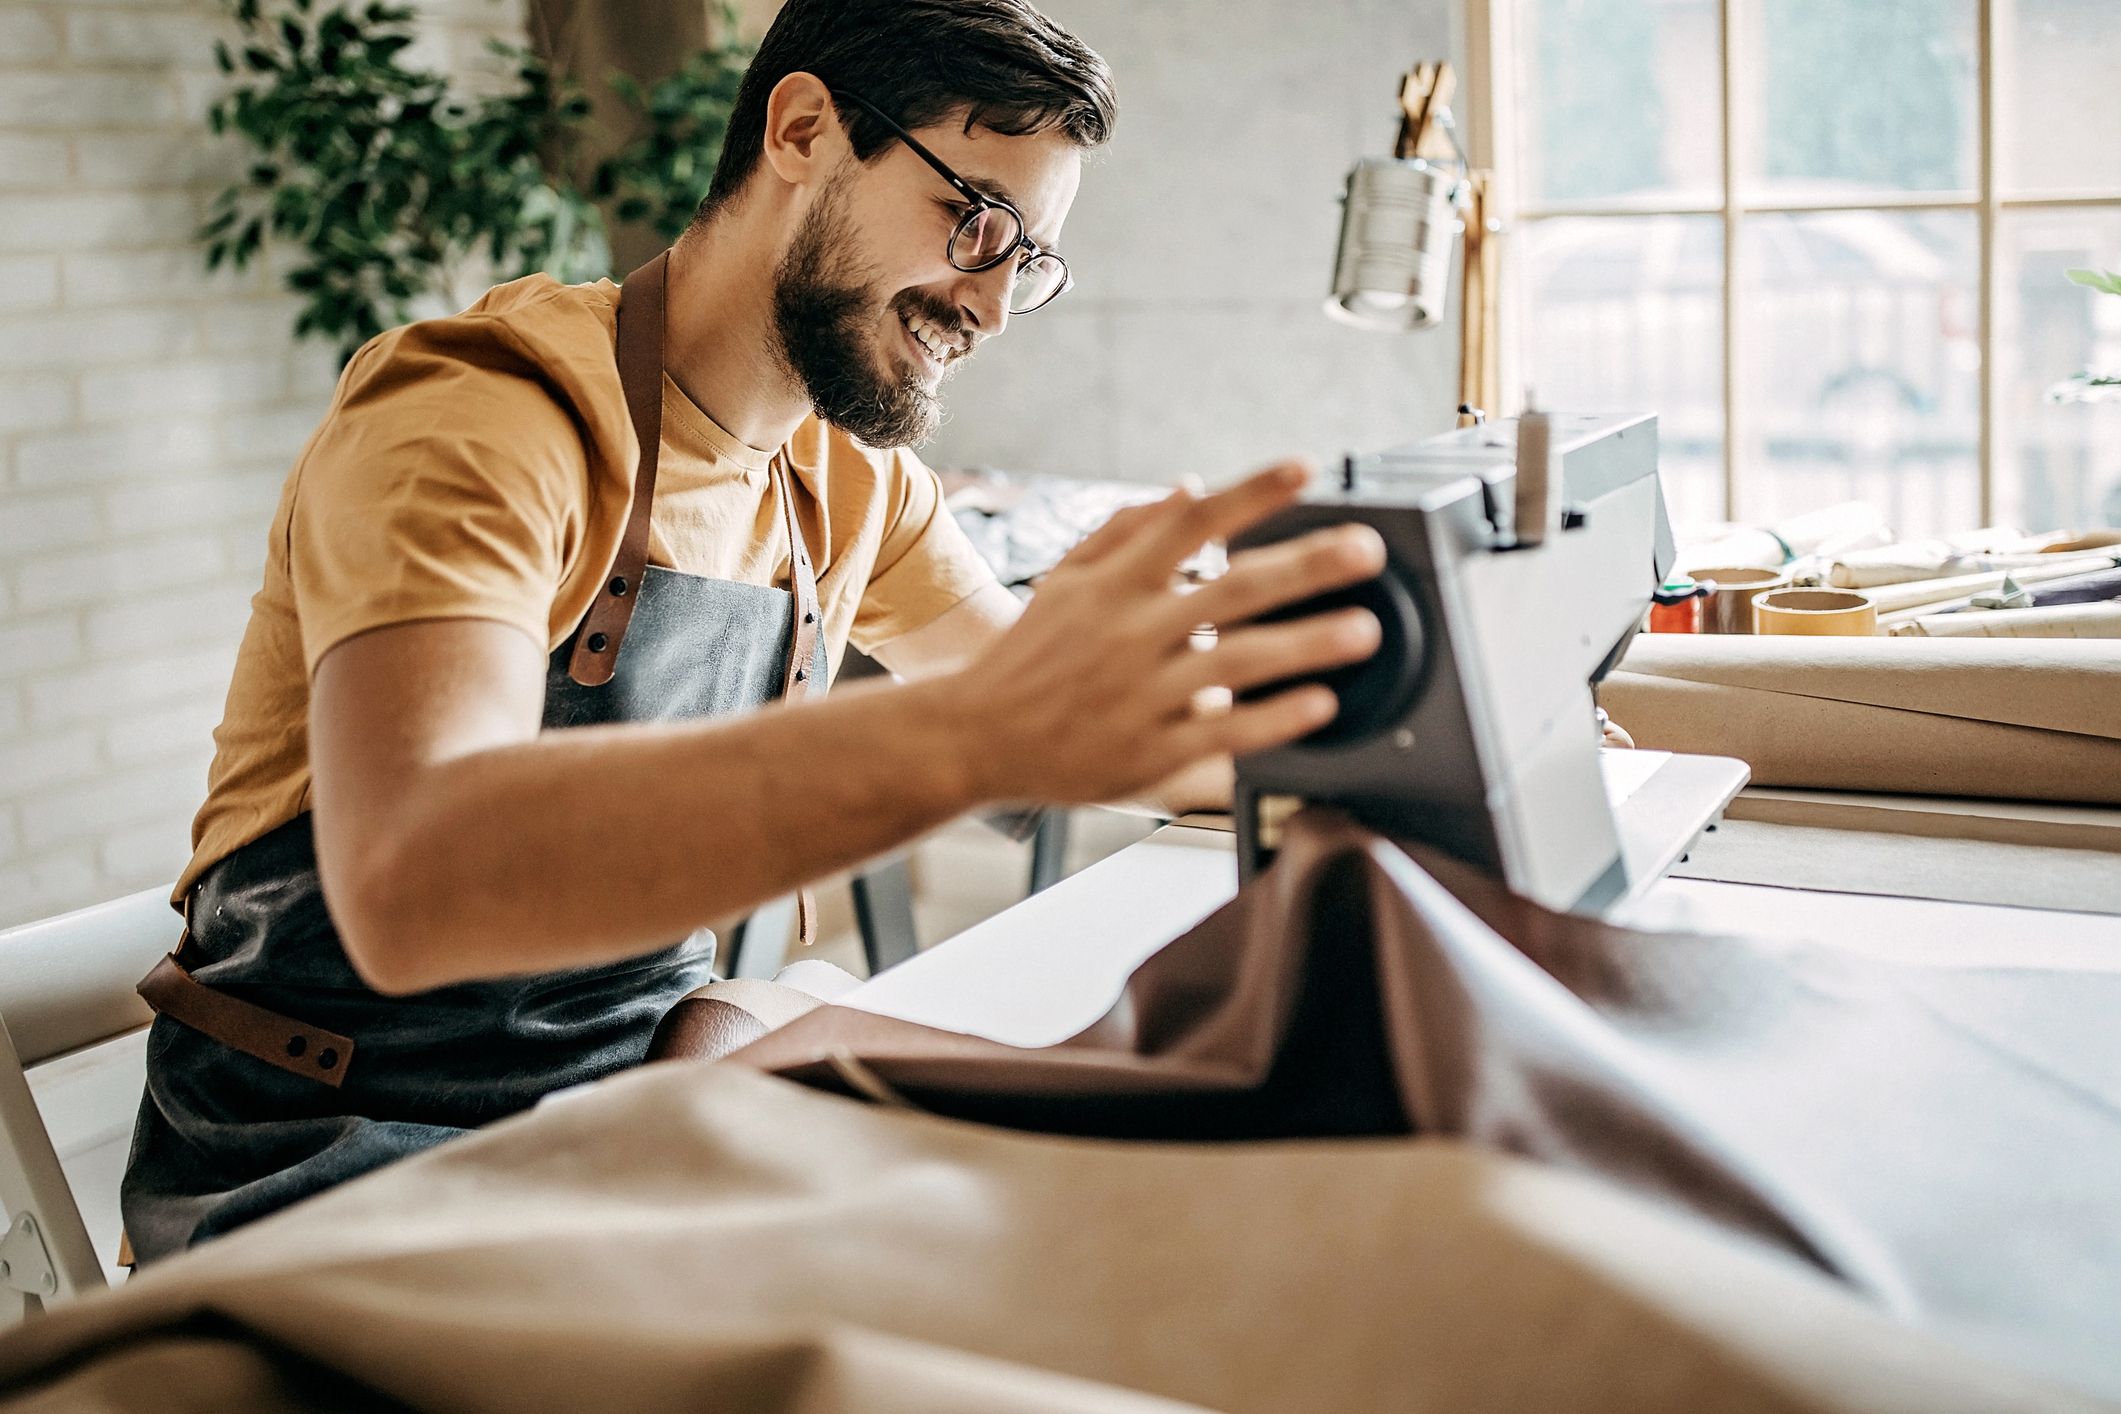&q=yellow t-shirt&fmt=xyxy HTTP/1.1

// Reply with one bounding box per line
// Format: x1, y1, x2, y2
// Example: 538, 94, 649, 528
180, 275, 996, 899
